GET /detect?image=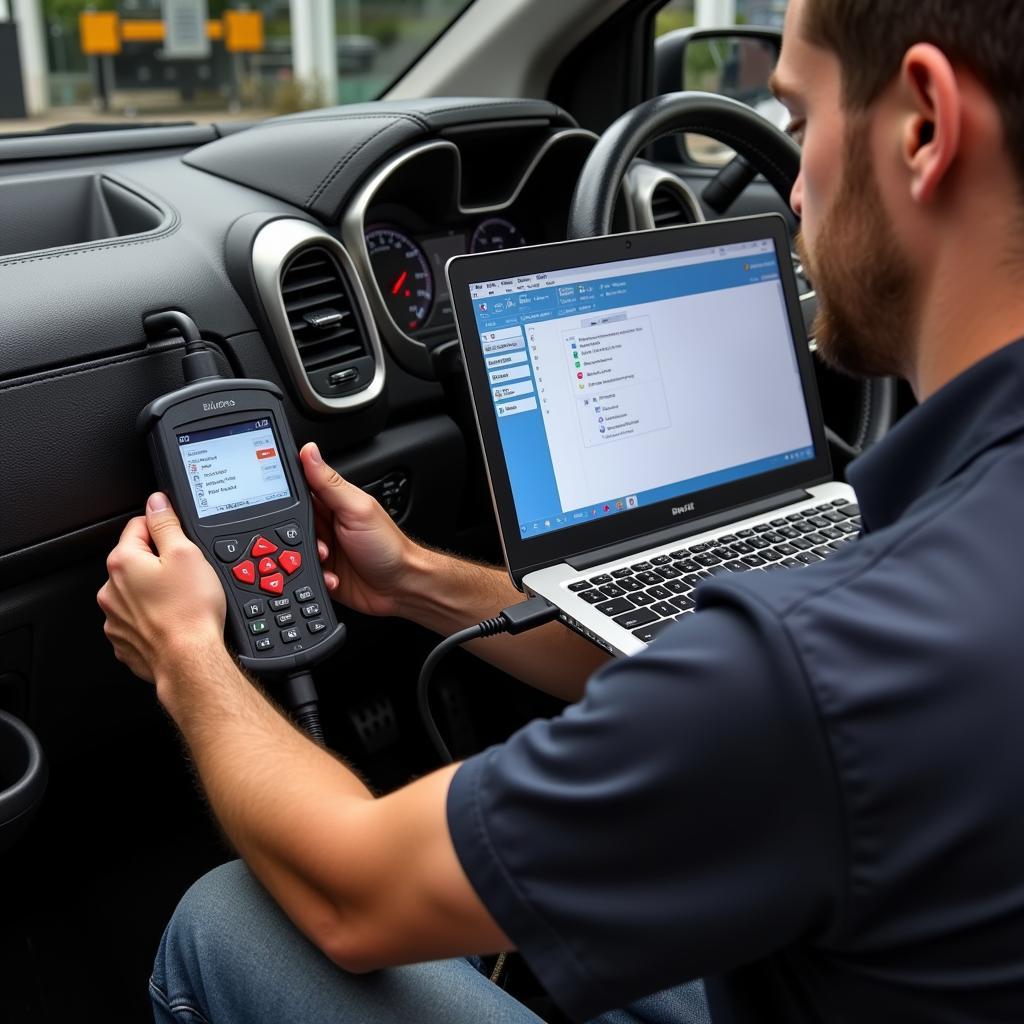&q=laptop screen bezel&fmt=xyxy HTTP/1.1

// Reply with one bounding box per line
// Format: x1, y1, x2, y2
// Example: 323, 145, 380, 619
446, 214, 833, 587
